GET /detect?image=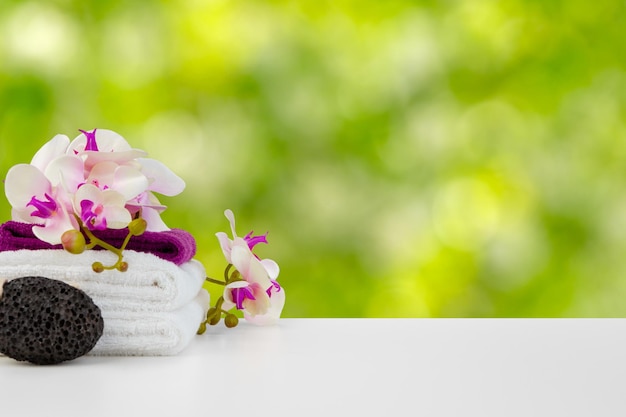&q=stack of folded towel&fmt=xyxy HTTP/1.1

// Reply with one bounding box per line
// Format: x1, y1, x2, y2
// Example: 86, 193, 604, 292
0, 221, 210, 356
